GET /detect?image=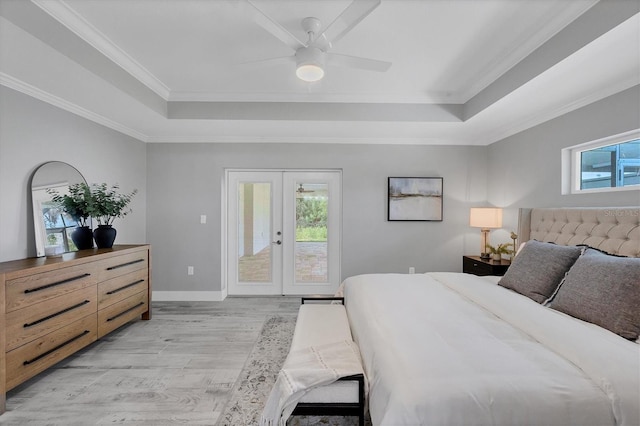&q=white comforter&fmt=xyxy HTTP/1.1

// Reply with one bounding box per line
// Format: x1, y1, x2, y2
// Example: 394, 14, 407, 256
343, 272, 640, 426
